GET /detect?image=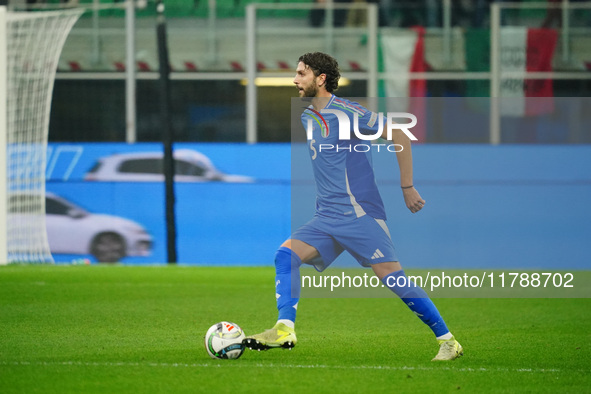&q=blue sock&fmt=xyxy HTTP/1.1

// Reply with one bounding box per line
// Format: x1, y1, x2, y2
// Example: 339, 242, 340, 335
275, 247, 302, 323
382, 270, 450, 337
